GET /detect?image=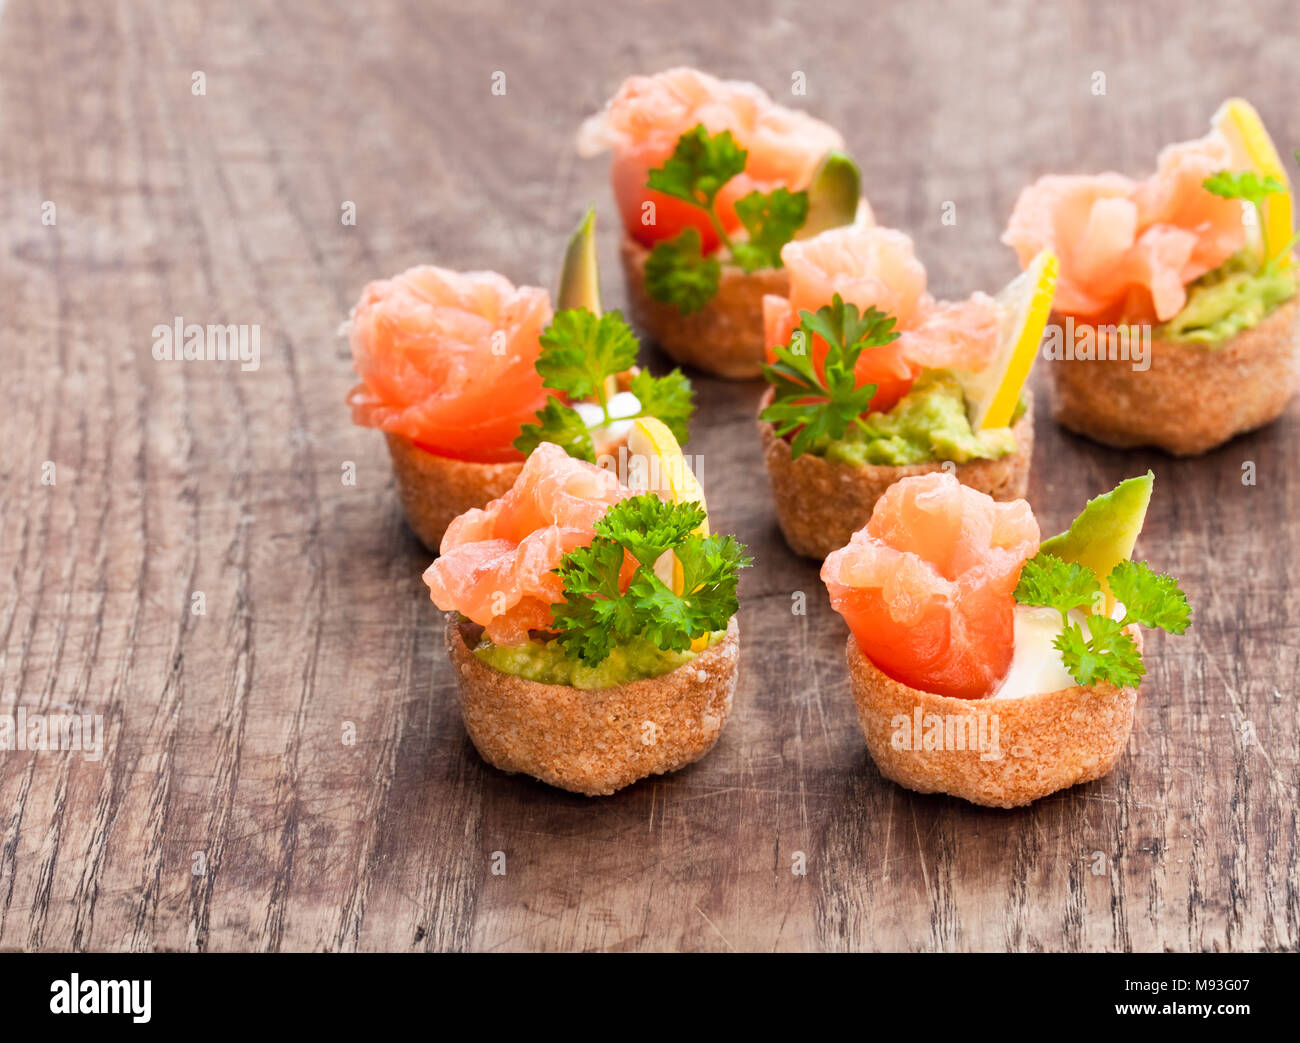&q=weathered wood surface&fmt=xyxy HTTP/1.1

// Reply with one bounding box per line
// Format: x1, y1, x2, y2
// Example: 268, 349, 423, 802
1, 0, 1297, 952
